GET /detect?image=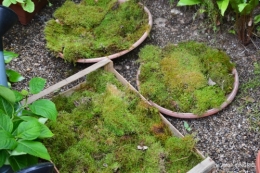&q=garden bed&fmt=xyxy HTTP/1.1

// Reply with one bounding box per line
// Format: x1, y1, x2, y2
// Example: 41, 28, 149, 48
26, 59, 215, 173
